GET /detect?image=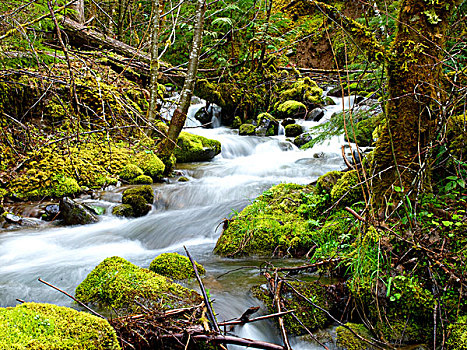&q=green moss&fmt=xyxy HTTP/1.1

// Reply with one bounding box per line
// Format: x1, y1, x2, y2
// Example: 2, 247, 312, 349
122, 185, 154, 203
276, 100, 306, 119
122, 194, 151, 216
133, 152, 165, 180
178, 176, 189, 182
149, 253, 205, 280
130, 174, 153, 185
174, 132, 221, 163
75, 256, 202, 313
232, 116, 242, 128
349, 117, 377, 146
239, 123, 256, 136
0, 302, 120, 350
336, 323, 373, 350
214, 183, 315, 257
330, 170, 364, 206
112, 204, 134, 217
284, 124, 303, 137
316, 170, 343, 194
252, 280, 334, 335
324, 96, 336, 105
447, 315, 467, 350
279, 77, 323, 106
119, 164, 144, 181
